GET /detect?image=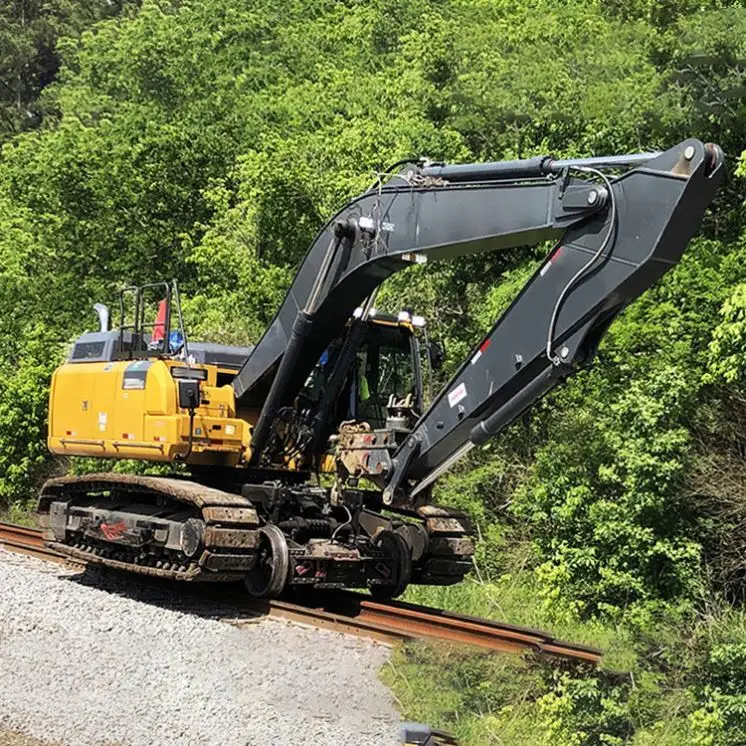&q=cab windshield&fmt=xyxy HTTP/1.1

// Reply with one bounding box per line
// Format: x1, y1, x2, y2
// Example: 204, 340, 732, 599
355, 324, 419, 429
302, 321, 420, 432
